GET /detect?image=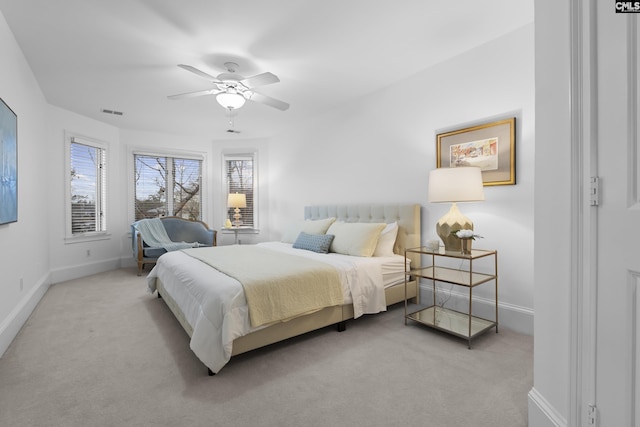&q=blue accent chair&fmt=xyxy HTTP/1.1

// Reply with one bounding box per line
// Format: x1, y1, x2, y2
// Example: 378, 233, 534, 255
132, 216, 217, 275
